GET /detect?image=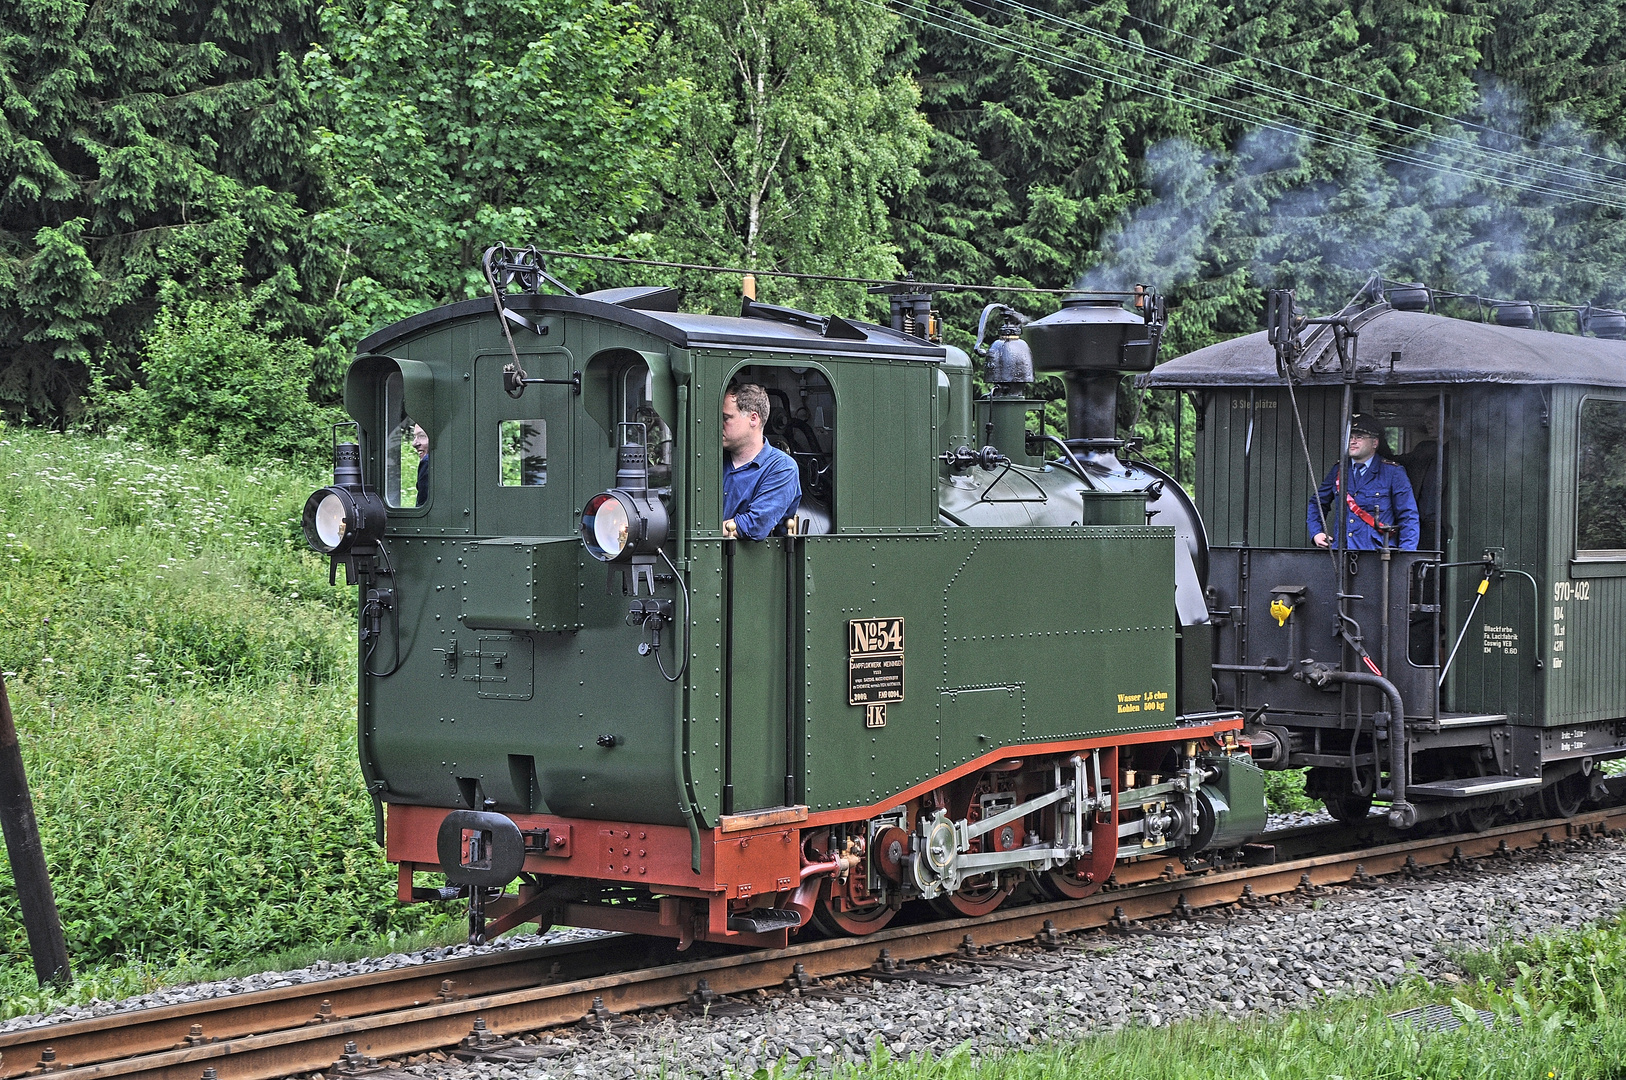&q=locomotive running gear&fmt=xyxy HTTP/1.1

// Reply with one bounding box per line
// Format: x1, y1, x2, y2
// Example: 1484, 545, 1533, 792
1307, 456, 1421, 550
723, 442, 801, 540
